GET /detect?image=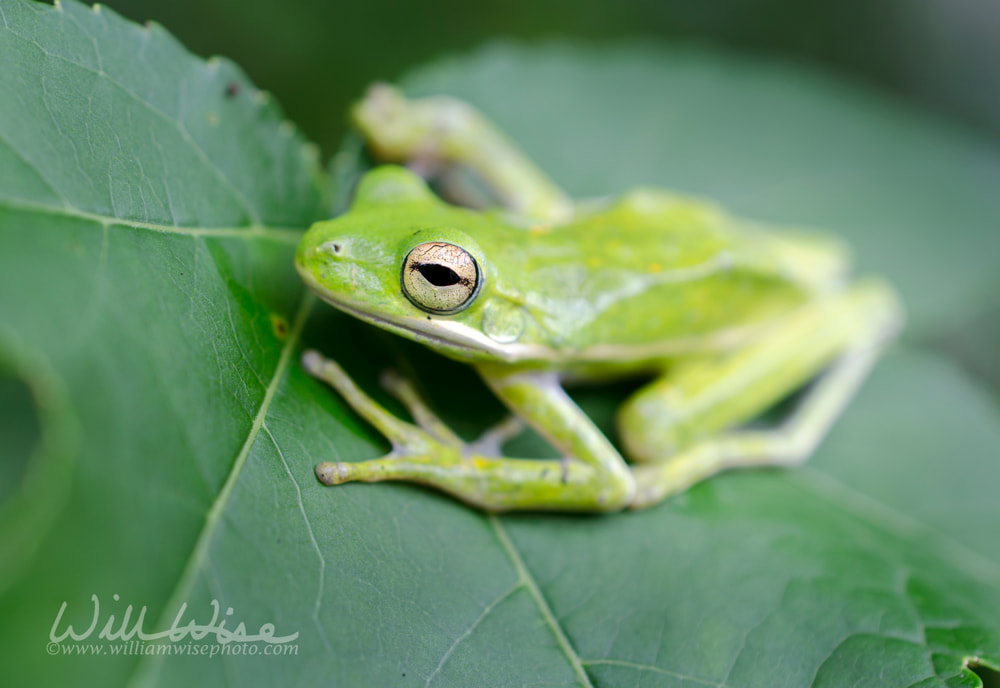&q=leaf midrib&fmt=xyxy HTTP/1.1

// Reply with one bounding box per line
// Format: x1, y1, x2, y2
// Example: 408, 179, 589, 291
490, 515, 594, 688
123, 292, 315, 688
0, 193, 304, 242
